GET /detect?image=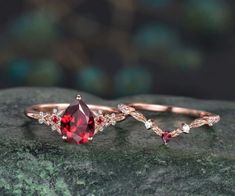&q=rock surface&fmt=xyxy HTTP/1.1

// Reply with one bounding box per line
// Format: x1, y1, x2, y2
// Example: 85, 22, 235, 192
0, 87, 234, 196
